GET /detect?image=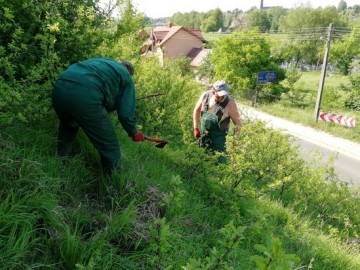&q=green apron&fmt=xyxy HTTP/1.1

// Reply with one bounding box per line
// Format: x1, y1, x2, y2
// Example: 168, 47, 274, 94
199, 93, 230, 163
